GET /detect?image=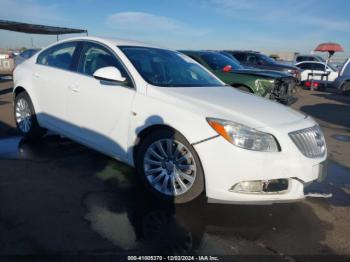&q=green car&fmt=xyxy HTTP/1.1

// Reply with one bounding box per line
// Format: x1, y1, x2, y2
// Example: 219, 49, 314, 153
180, 50, 295, 104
